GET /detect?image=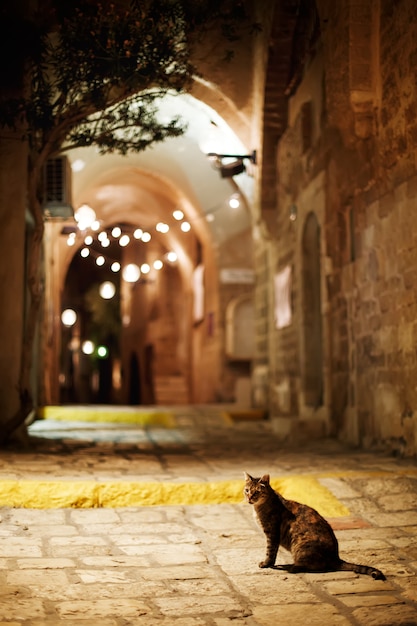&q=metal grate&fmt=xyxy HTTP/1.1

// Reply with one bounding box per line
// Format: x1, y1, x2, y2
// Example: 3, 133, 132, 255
44, 157, 68, 204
